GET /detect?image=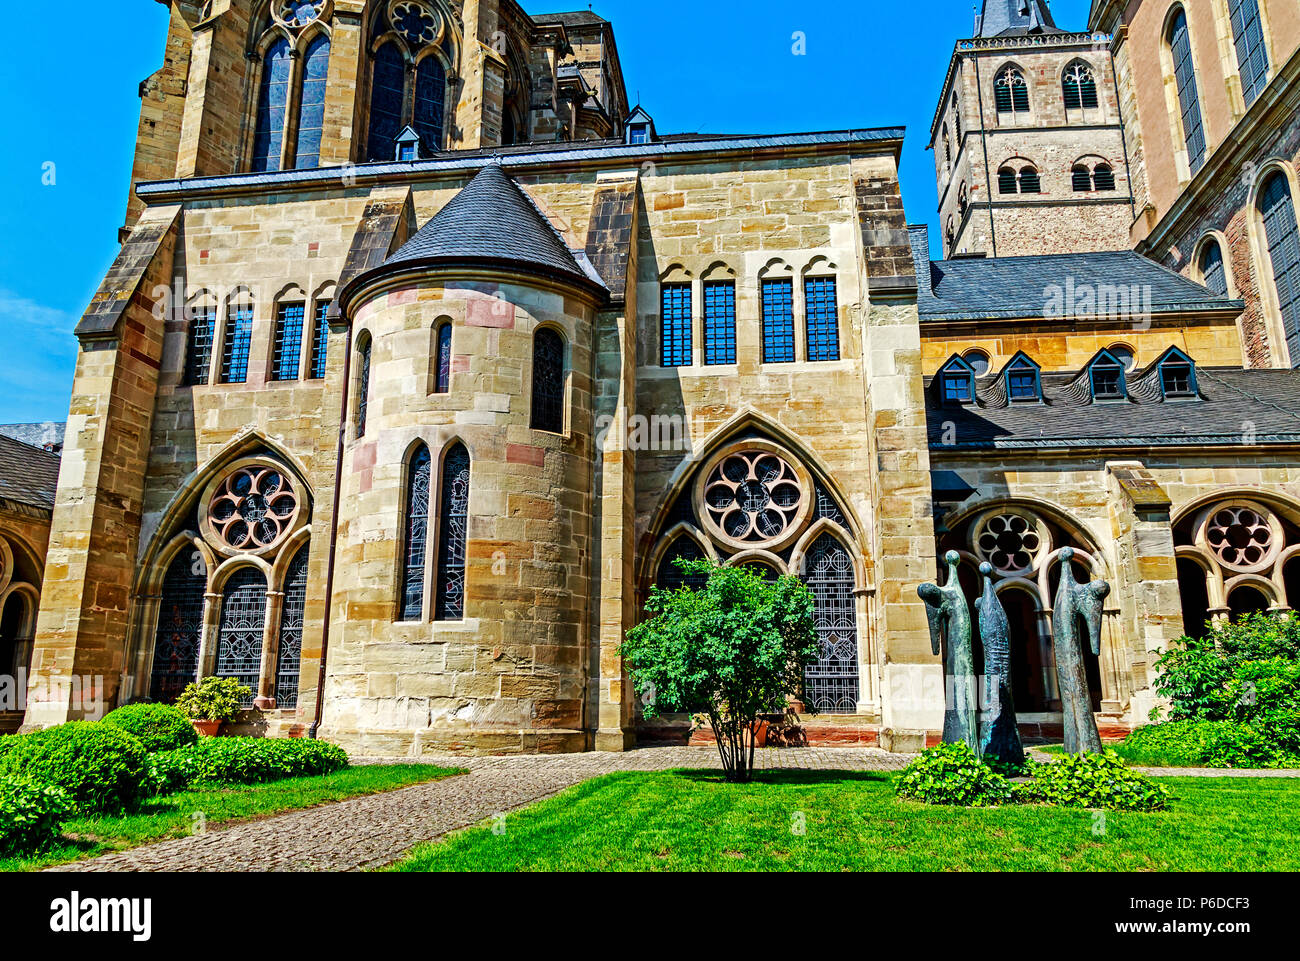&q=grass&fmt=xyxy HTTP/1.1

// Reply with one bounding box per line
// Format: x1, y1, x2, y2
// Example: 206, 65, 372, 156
2, 763, 464, 872
387, 768, 1300, 872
